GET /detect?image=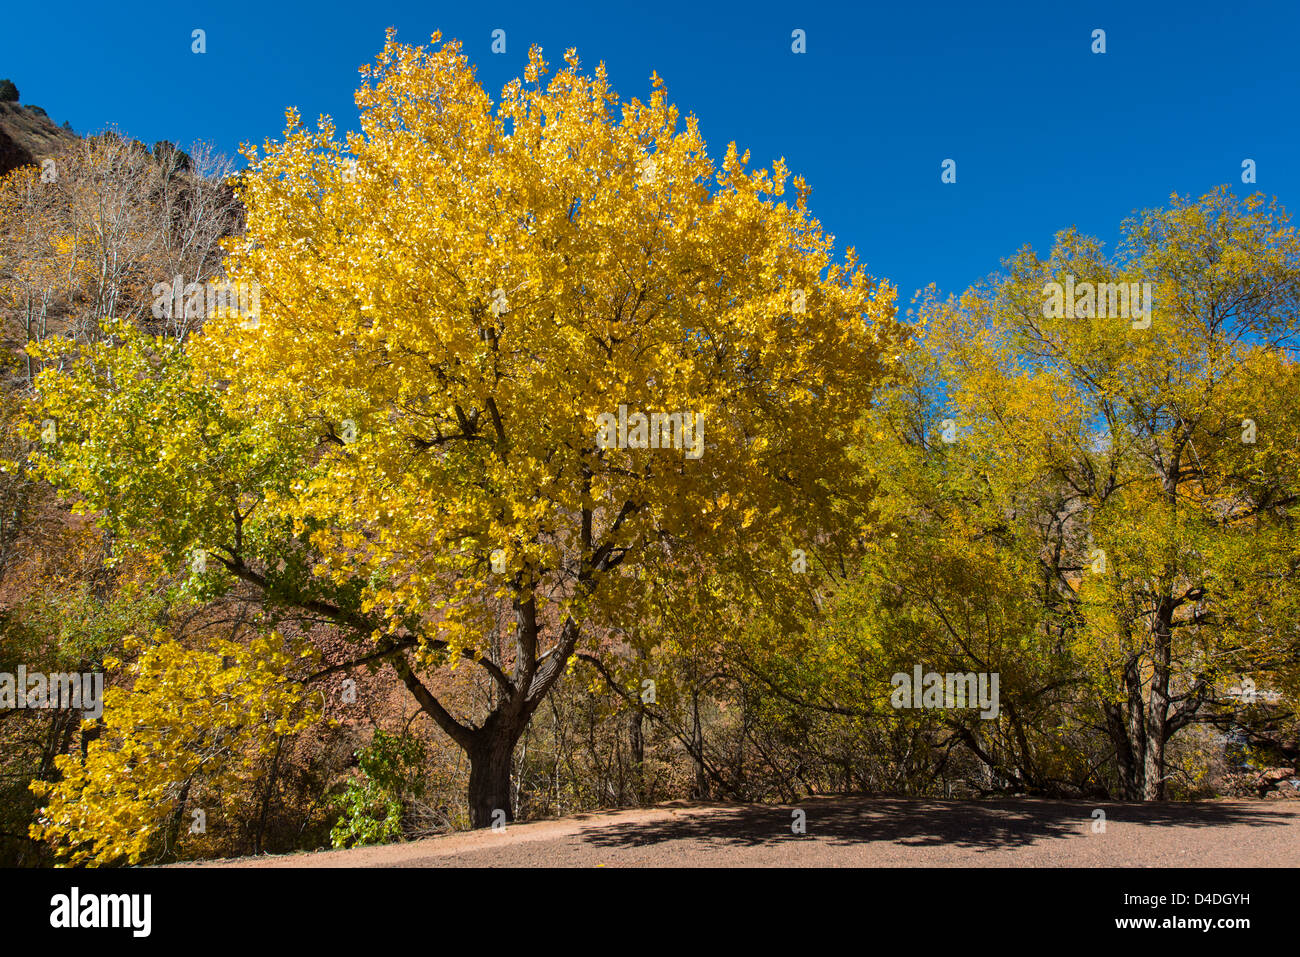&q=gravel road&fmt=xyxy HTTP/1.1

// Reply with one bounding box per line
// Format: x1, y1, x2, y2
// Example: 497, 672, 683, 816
187, 795, 1300, 867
